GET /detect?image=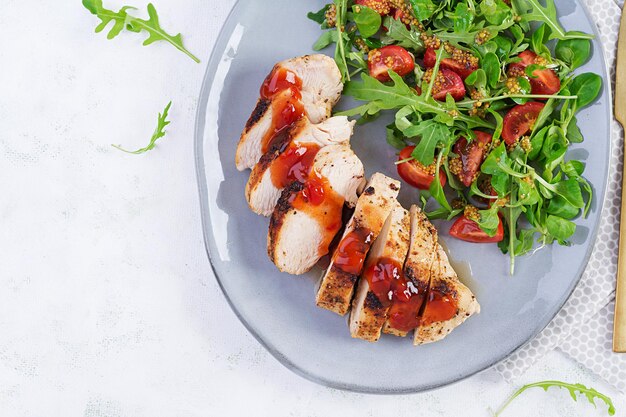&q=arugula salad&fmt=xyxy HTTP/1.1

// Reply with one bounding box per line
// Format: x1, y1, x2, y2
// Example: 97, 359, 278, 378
308, 0, 603, 273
